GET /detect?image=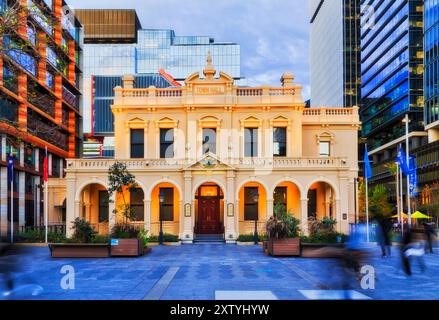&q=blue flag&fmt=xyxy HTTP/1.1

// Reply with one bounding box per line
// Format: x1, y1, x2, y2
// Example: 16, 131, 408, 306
8, 147, 14, 183
396, 145, 409, 176
409, 156, 418, 197
364, 146, 372, 180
